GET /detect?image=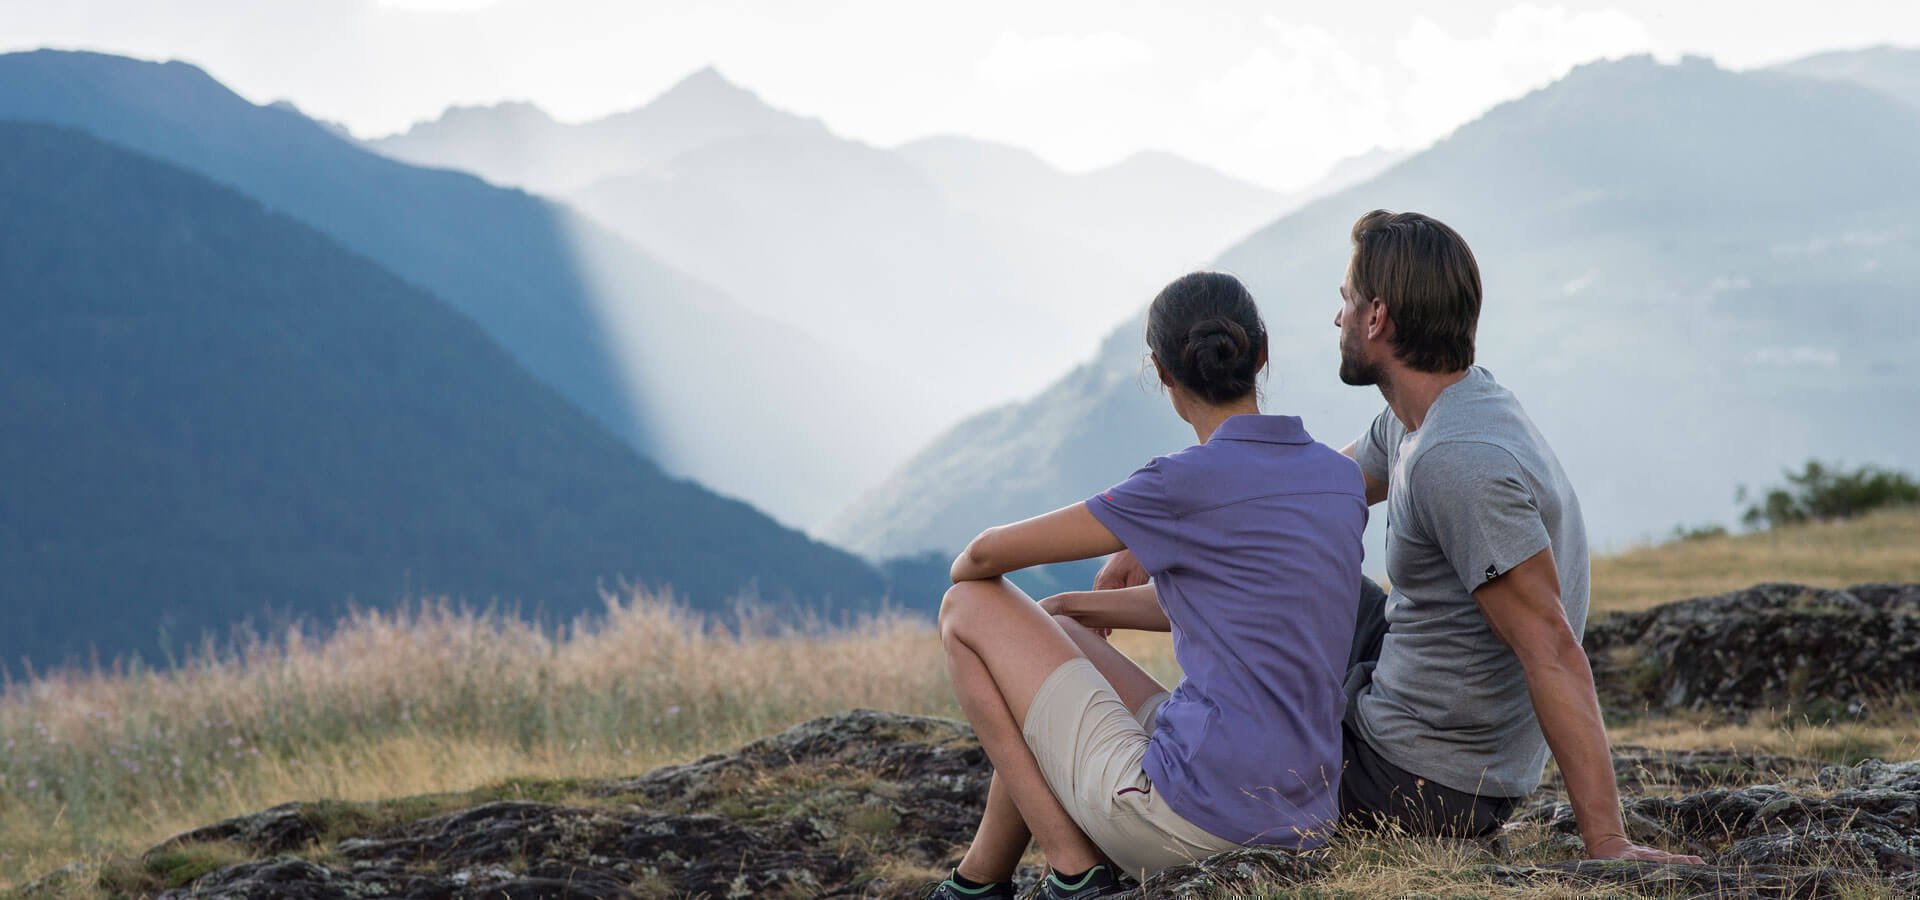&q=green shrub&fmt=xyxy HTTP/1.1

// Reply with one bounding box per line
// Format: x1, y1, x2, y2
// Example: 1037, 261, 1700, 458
1741, 461, 1920, 530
